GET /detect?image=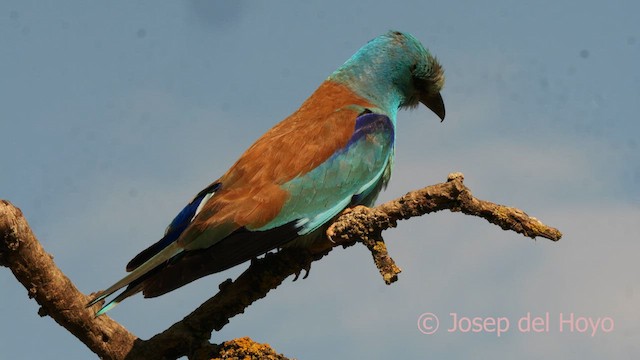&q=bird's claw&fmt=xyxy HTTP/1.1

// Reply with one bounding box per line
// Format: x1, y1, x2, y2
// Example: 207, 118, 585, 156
293, 262, 312, 281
